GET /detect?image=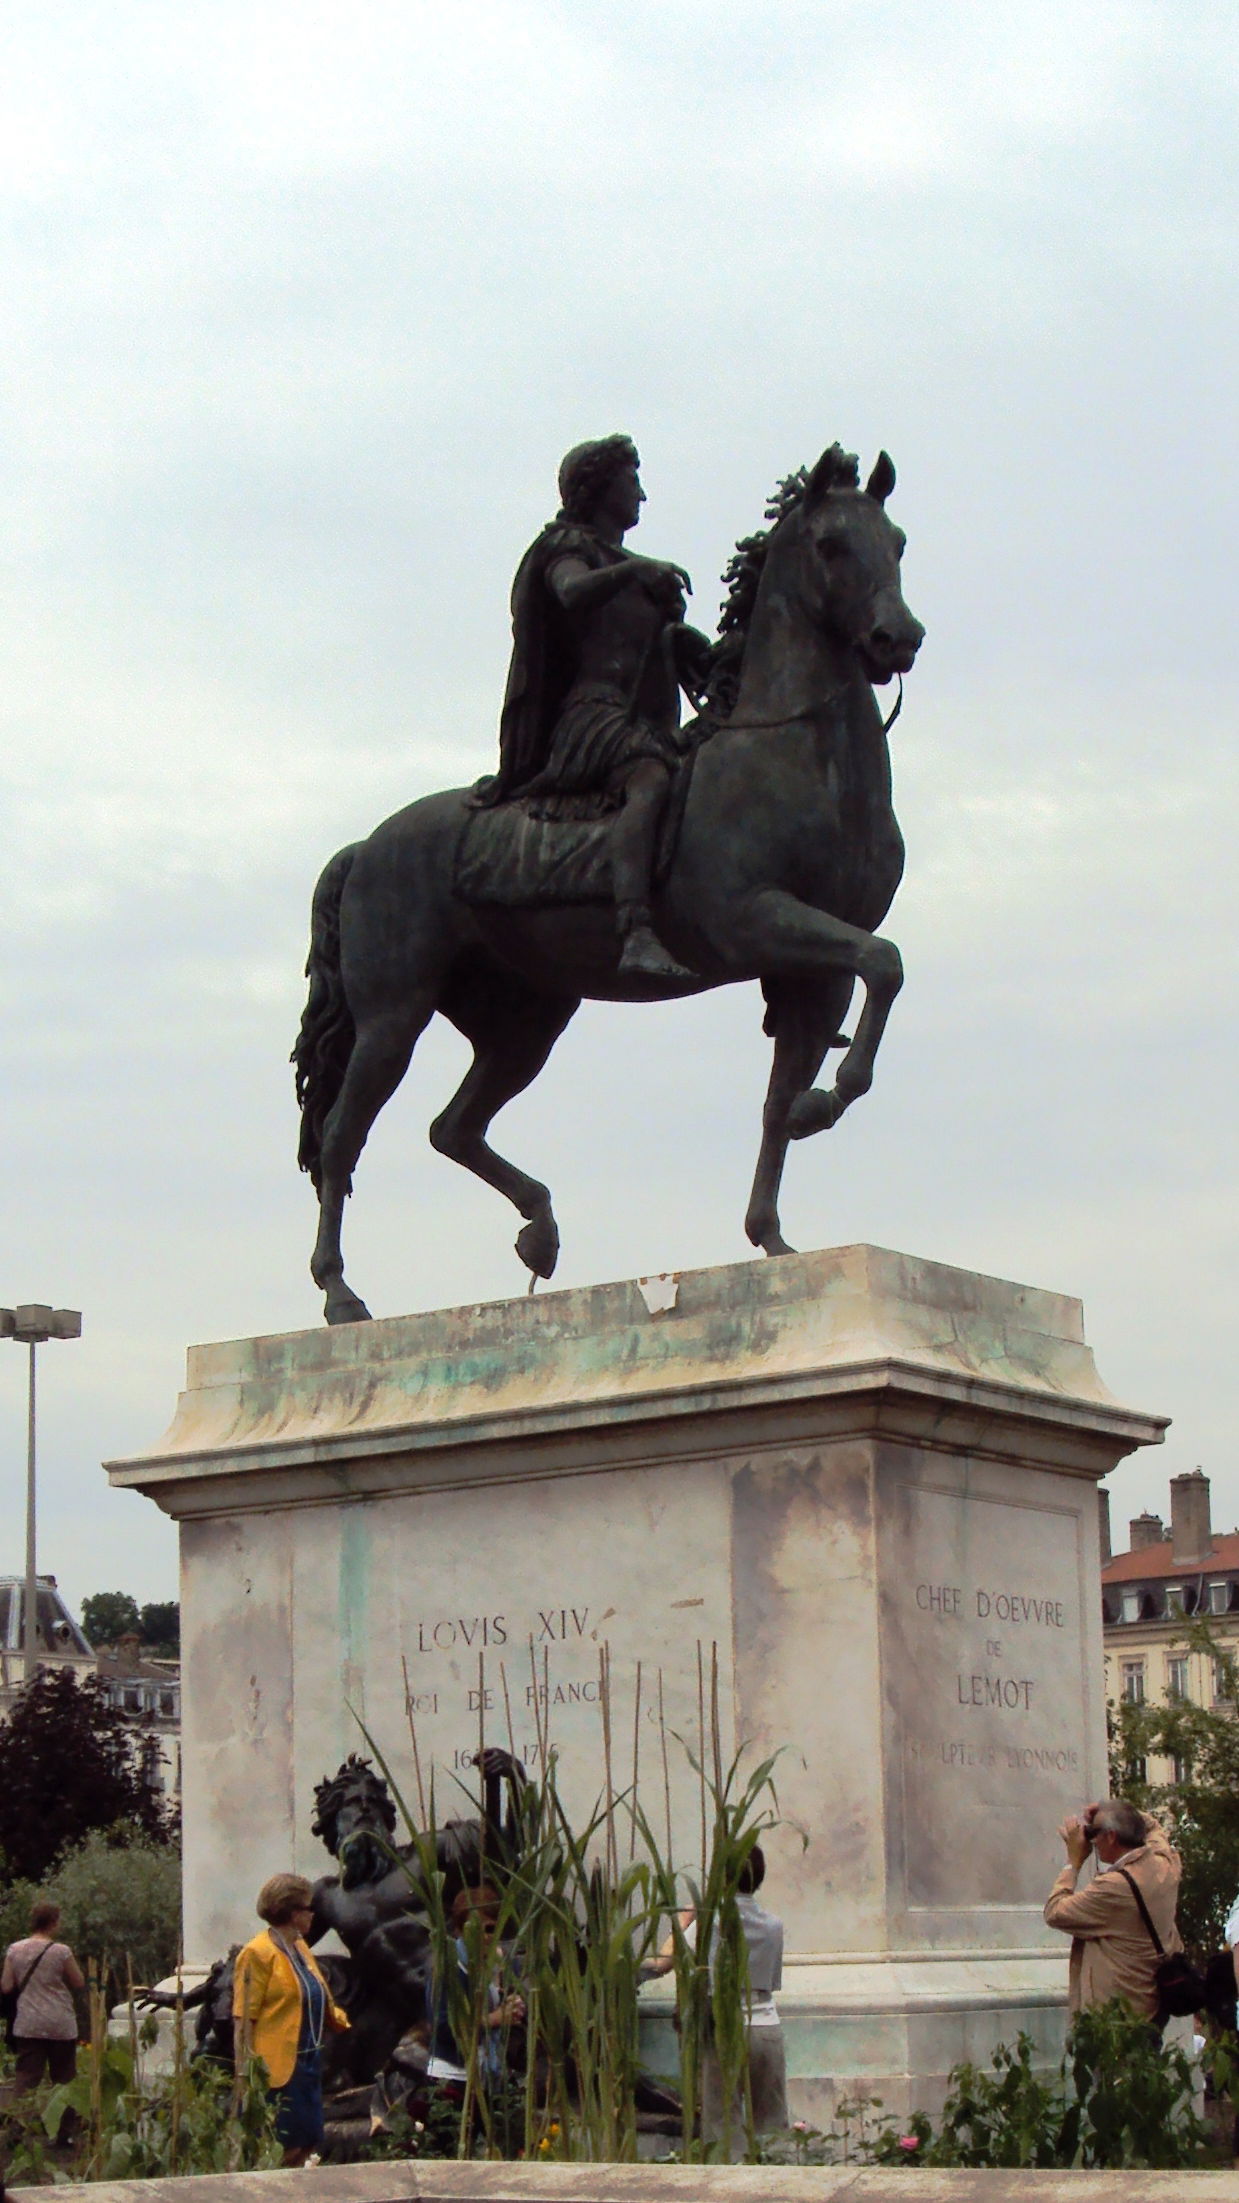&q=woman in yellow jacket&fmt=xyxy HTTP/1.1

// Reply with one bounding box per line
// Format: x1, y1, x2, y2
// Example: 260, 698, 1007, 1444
233, 1873, 349, 2164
